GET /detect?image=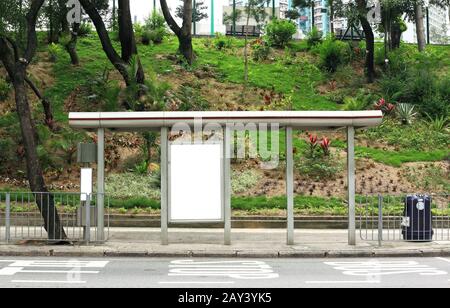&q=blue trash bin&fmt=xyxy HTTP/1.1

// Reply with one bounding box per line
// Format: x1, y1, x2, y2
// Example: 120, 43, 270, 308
402, 195, 433, 241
